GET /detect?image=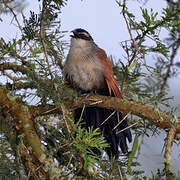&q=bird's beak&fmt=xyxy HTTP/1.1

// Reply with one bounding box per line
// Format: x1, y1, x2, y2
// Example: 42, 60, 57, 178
70, 30, 78, 38
70, 30, 75, 38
